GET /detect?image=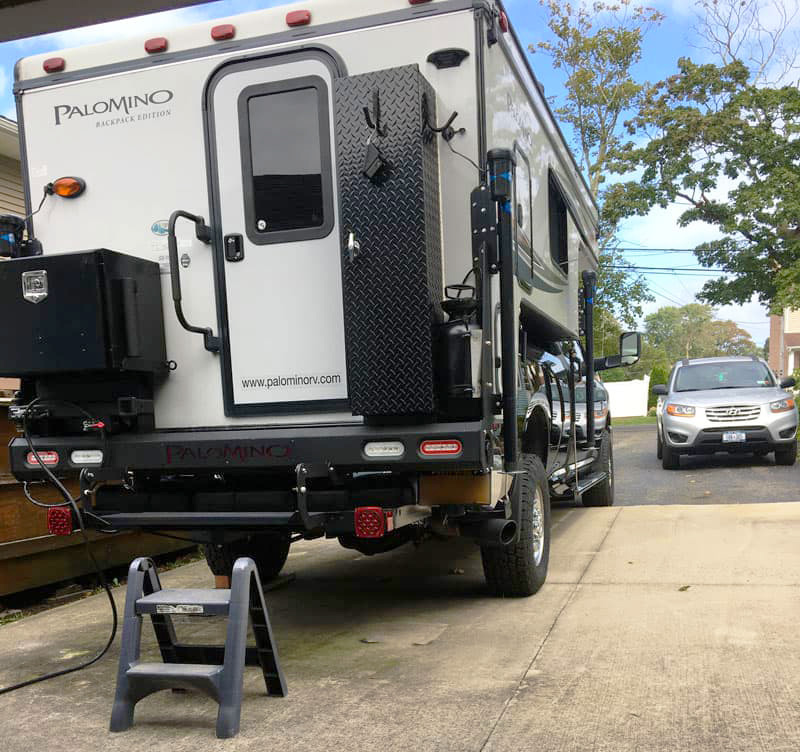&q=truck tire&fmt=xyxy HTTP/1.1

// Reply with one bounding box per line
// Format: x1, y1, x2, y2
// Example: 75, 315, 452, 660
661, 439, 680, 470
774, 440, 797, 466
481, 453, 550, 597
203, 532, 291, 582
656, 429, 663, 459
583, 430, 614, 507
